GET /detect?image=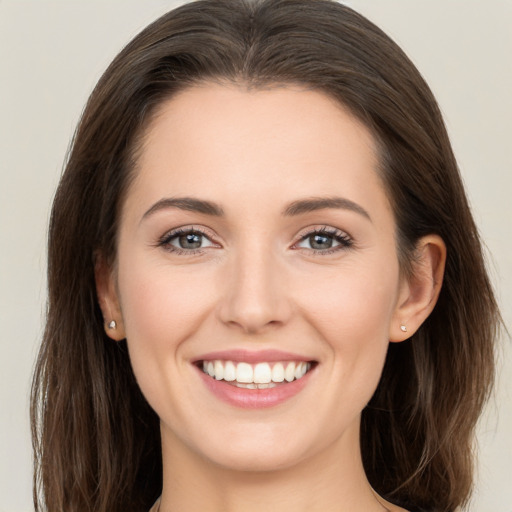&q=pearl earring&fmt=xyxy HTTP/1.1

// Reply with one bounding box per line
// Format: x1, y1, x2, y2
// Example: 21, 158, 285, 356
108, 320, 117, 330
400, 324, 407, 332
